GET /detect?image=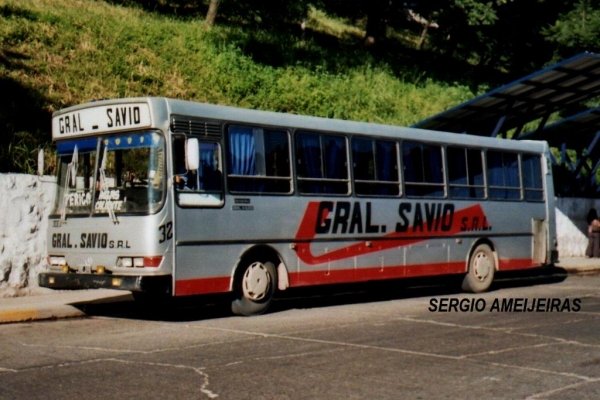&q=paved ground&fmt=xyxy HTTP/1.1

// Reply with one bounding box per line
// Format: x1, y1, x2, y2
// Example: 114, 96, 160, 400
0, 270, 598, 399
0, 257, 598, 324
